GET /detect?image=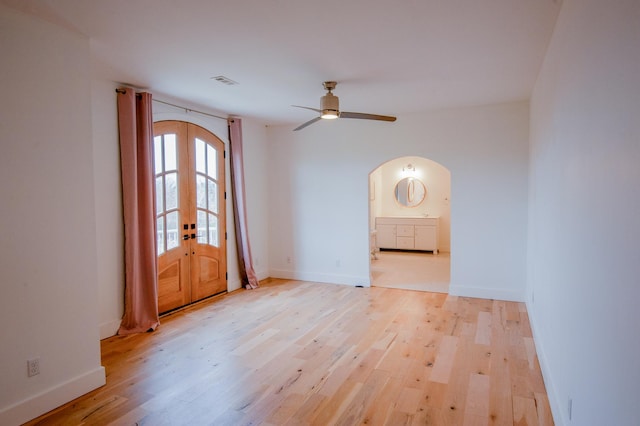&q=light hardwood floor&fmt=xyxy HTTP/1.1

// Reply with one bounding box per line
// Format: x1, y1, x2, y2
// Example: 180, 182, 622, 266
26, 279, 553, 425
371, 251, 450, 293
